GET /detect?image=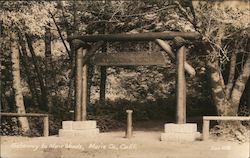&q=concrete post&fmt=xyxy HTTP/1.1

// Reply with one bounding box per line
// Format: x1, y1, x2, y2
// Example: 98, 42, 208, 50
126, 110, 133, 139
